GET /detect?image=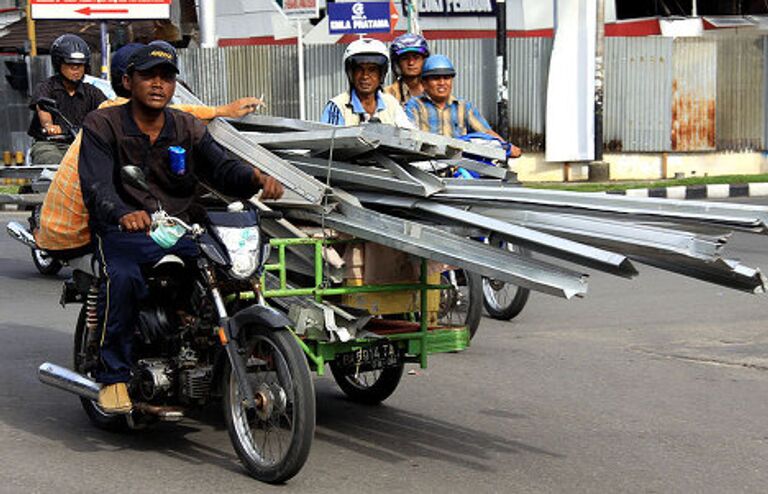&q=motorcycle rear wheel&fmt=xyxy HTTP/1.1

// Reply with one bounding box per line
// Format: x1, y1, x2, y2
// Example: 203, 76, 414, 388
222, 328, 315, 484
73, 305, 128, 431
